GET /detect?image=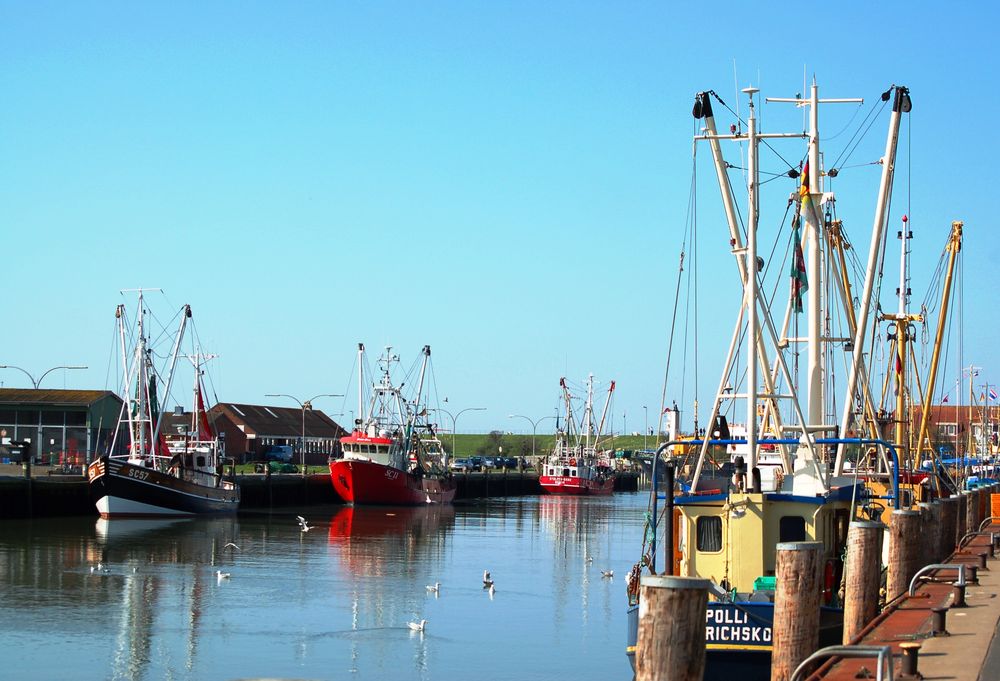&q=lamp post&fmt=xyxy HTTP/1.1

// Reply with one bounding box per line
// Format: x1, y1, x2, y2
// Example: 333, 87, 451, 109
0, 364, 87, 389
266, 393, 343, 475
507, 414, 558, 460
431, 406, 485, 463
643, 405, 648, 452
